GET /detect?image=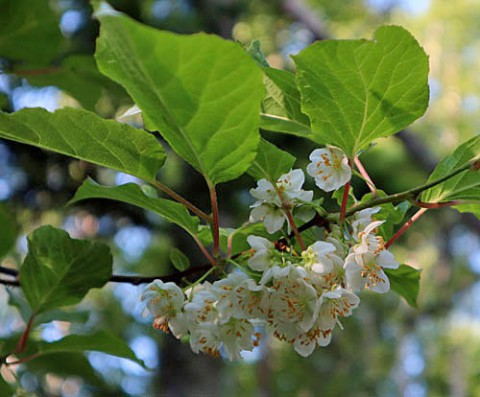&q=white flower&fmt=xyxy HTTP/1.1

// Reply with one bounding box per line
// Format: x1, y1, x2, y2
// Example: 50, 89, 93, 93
302, 241, 342, 275
250, 169, 313, 233
184, 286, 218, 324
345, 221, 399, 293
268, 267, 318, 333
233, 278, 269, 321
219, 318, 260, 360
250, 203, 287, 233
212, 272, 249, 323
307, 146, 351, 192
351, 207, 381, 241
318, 288, 360, 330
141, 280, 187, 338
247, 235, 275, 271
189, 323, 222, 358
